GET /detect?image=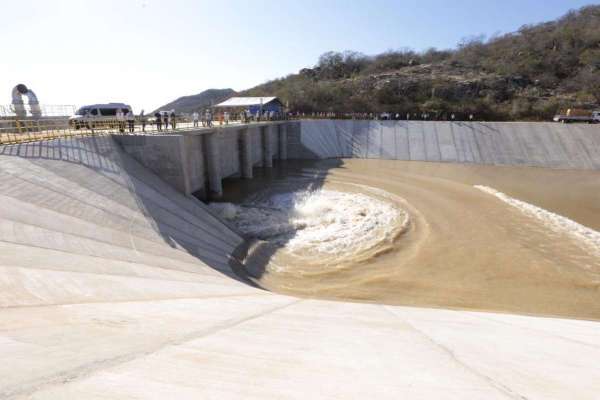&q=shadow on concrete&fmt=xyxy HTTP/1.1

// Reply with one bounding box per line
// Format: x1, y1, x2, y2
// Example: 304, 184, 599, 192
0, 136, 253, 283
0, 136, 122, 174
